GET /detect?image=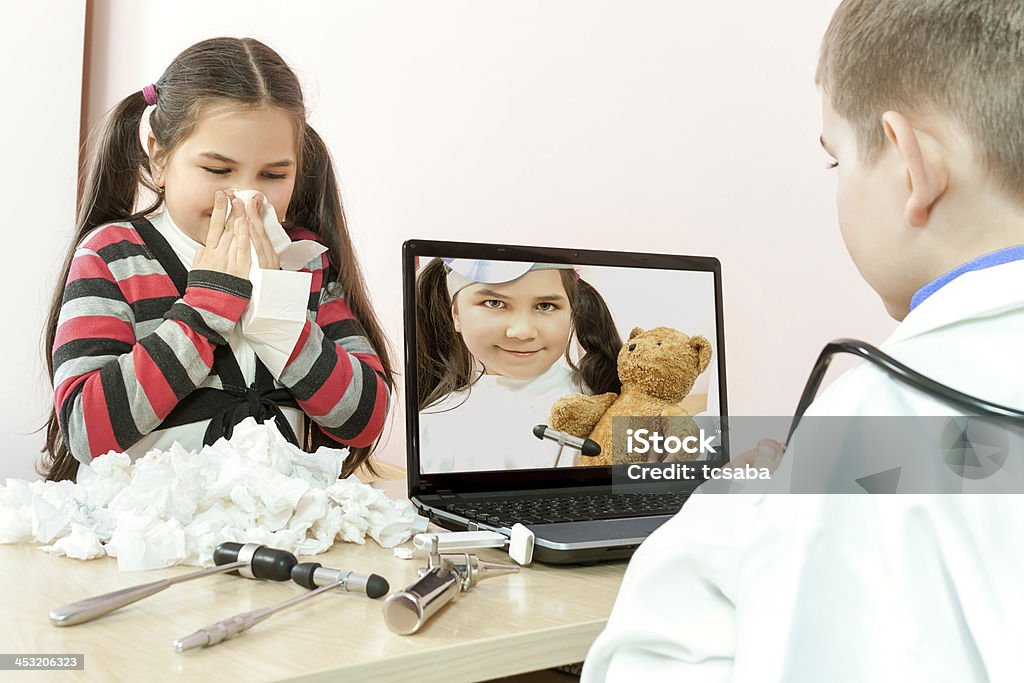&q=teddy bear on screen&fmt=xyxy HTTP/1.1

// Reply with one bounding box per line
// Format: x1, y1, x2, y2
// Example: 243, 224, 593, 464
549, 326, 713, 466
